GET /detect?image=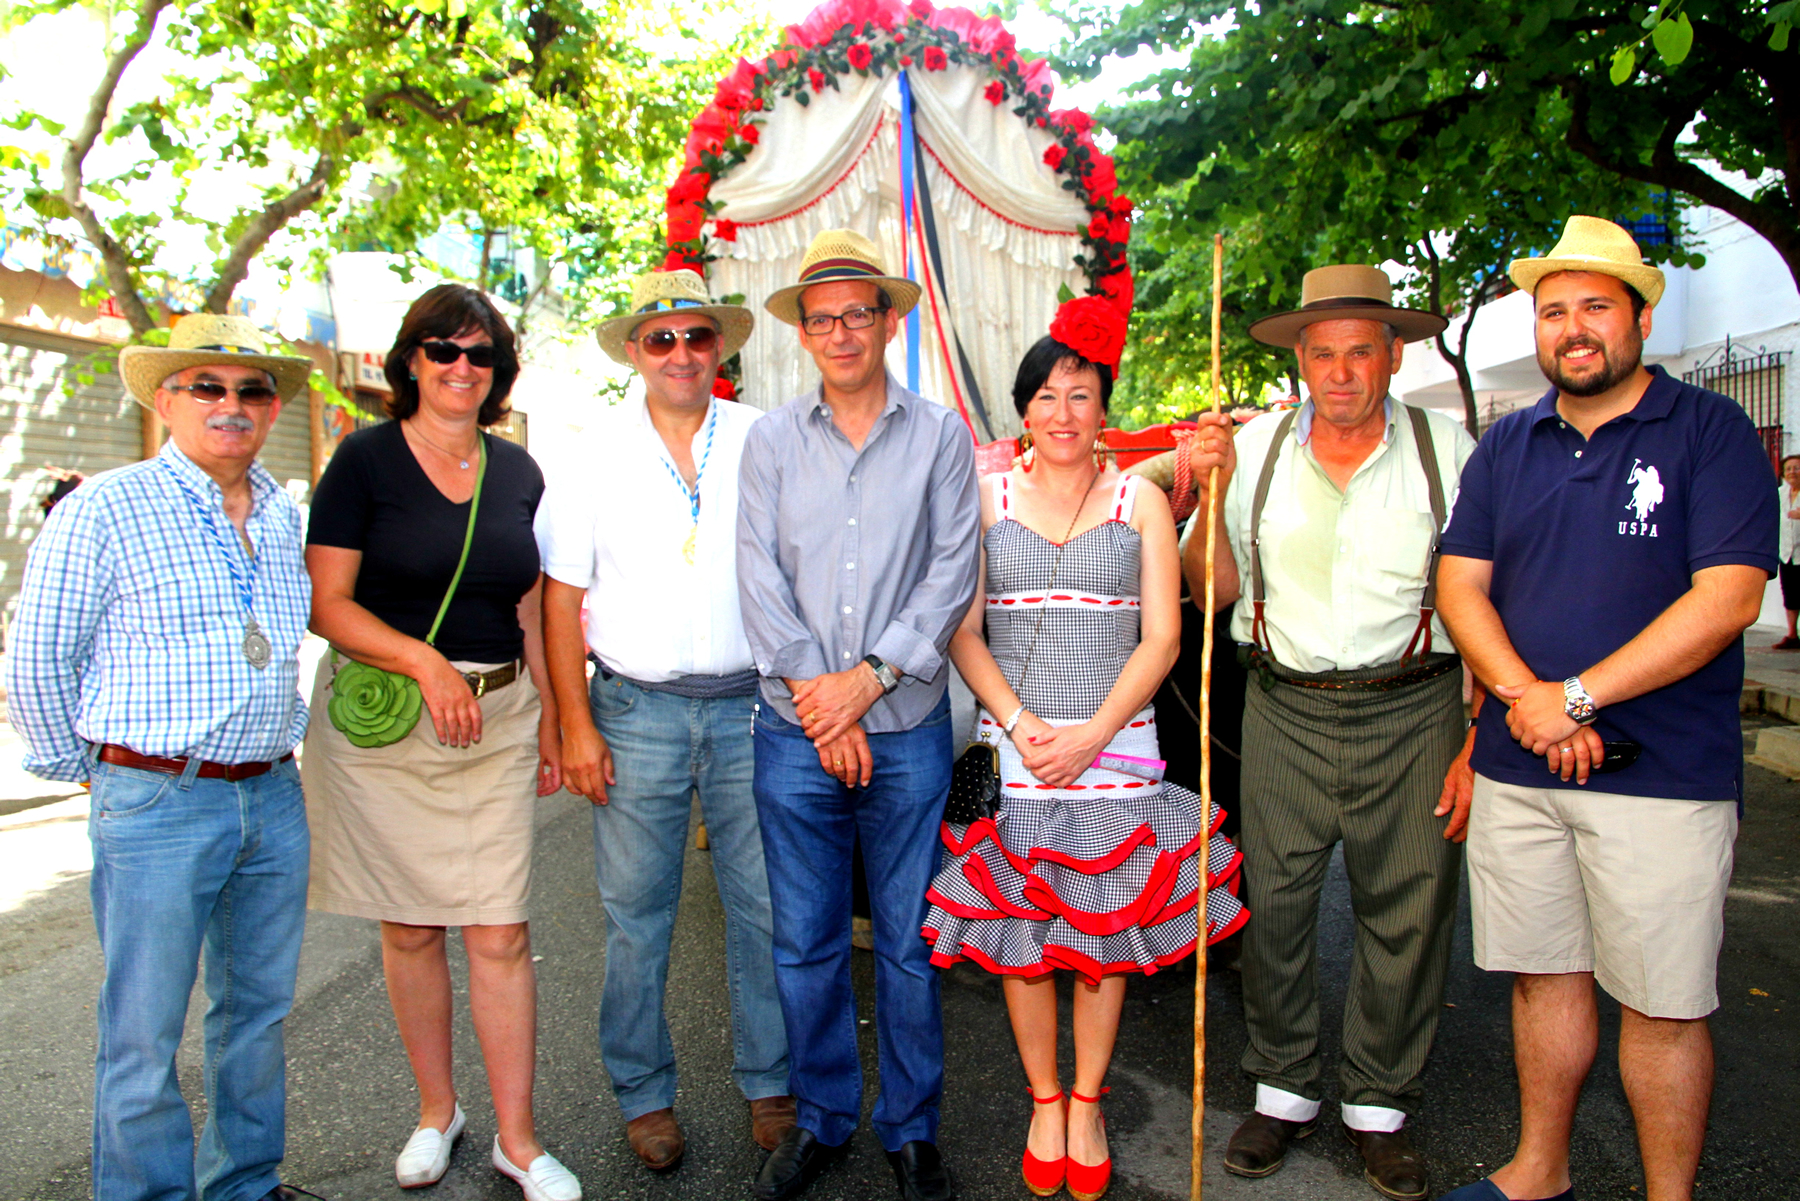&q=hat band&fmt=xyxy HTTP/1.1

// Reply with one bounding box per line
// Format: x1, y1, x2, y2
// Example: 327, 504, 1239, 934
1300, 296, 1394, 312
798, 258, 885, 284
637, 298, 706, 314
195, 343, 262, 354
